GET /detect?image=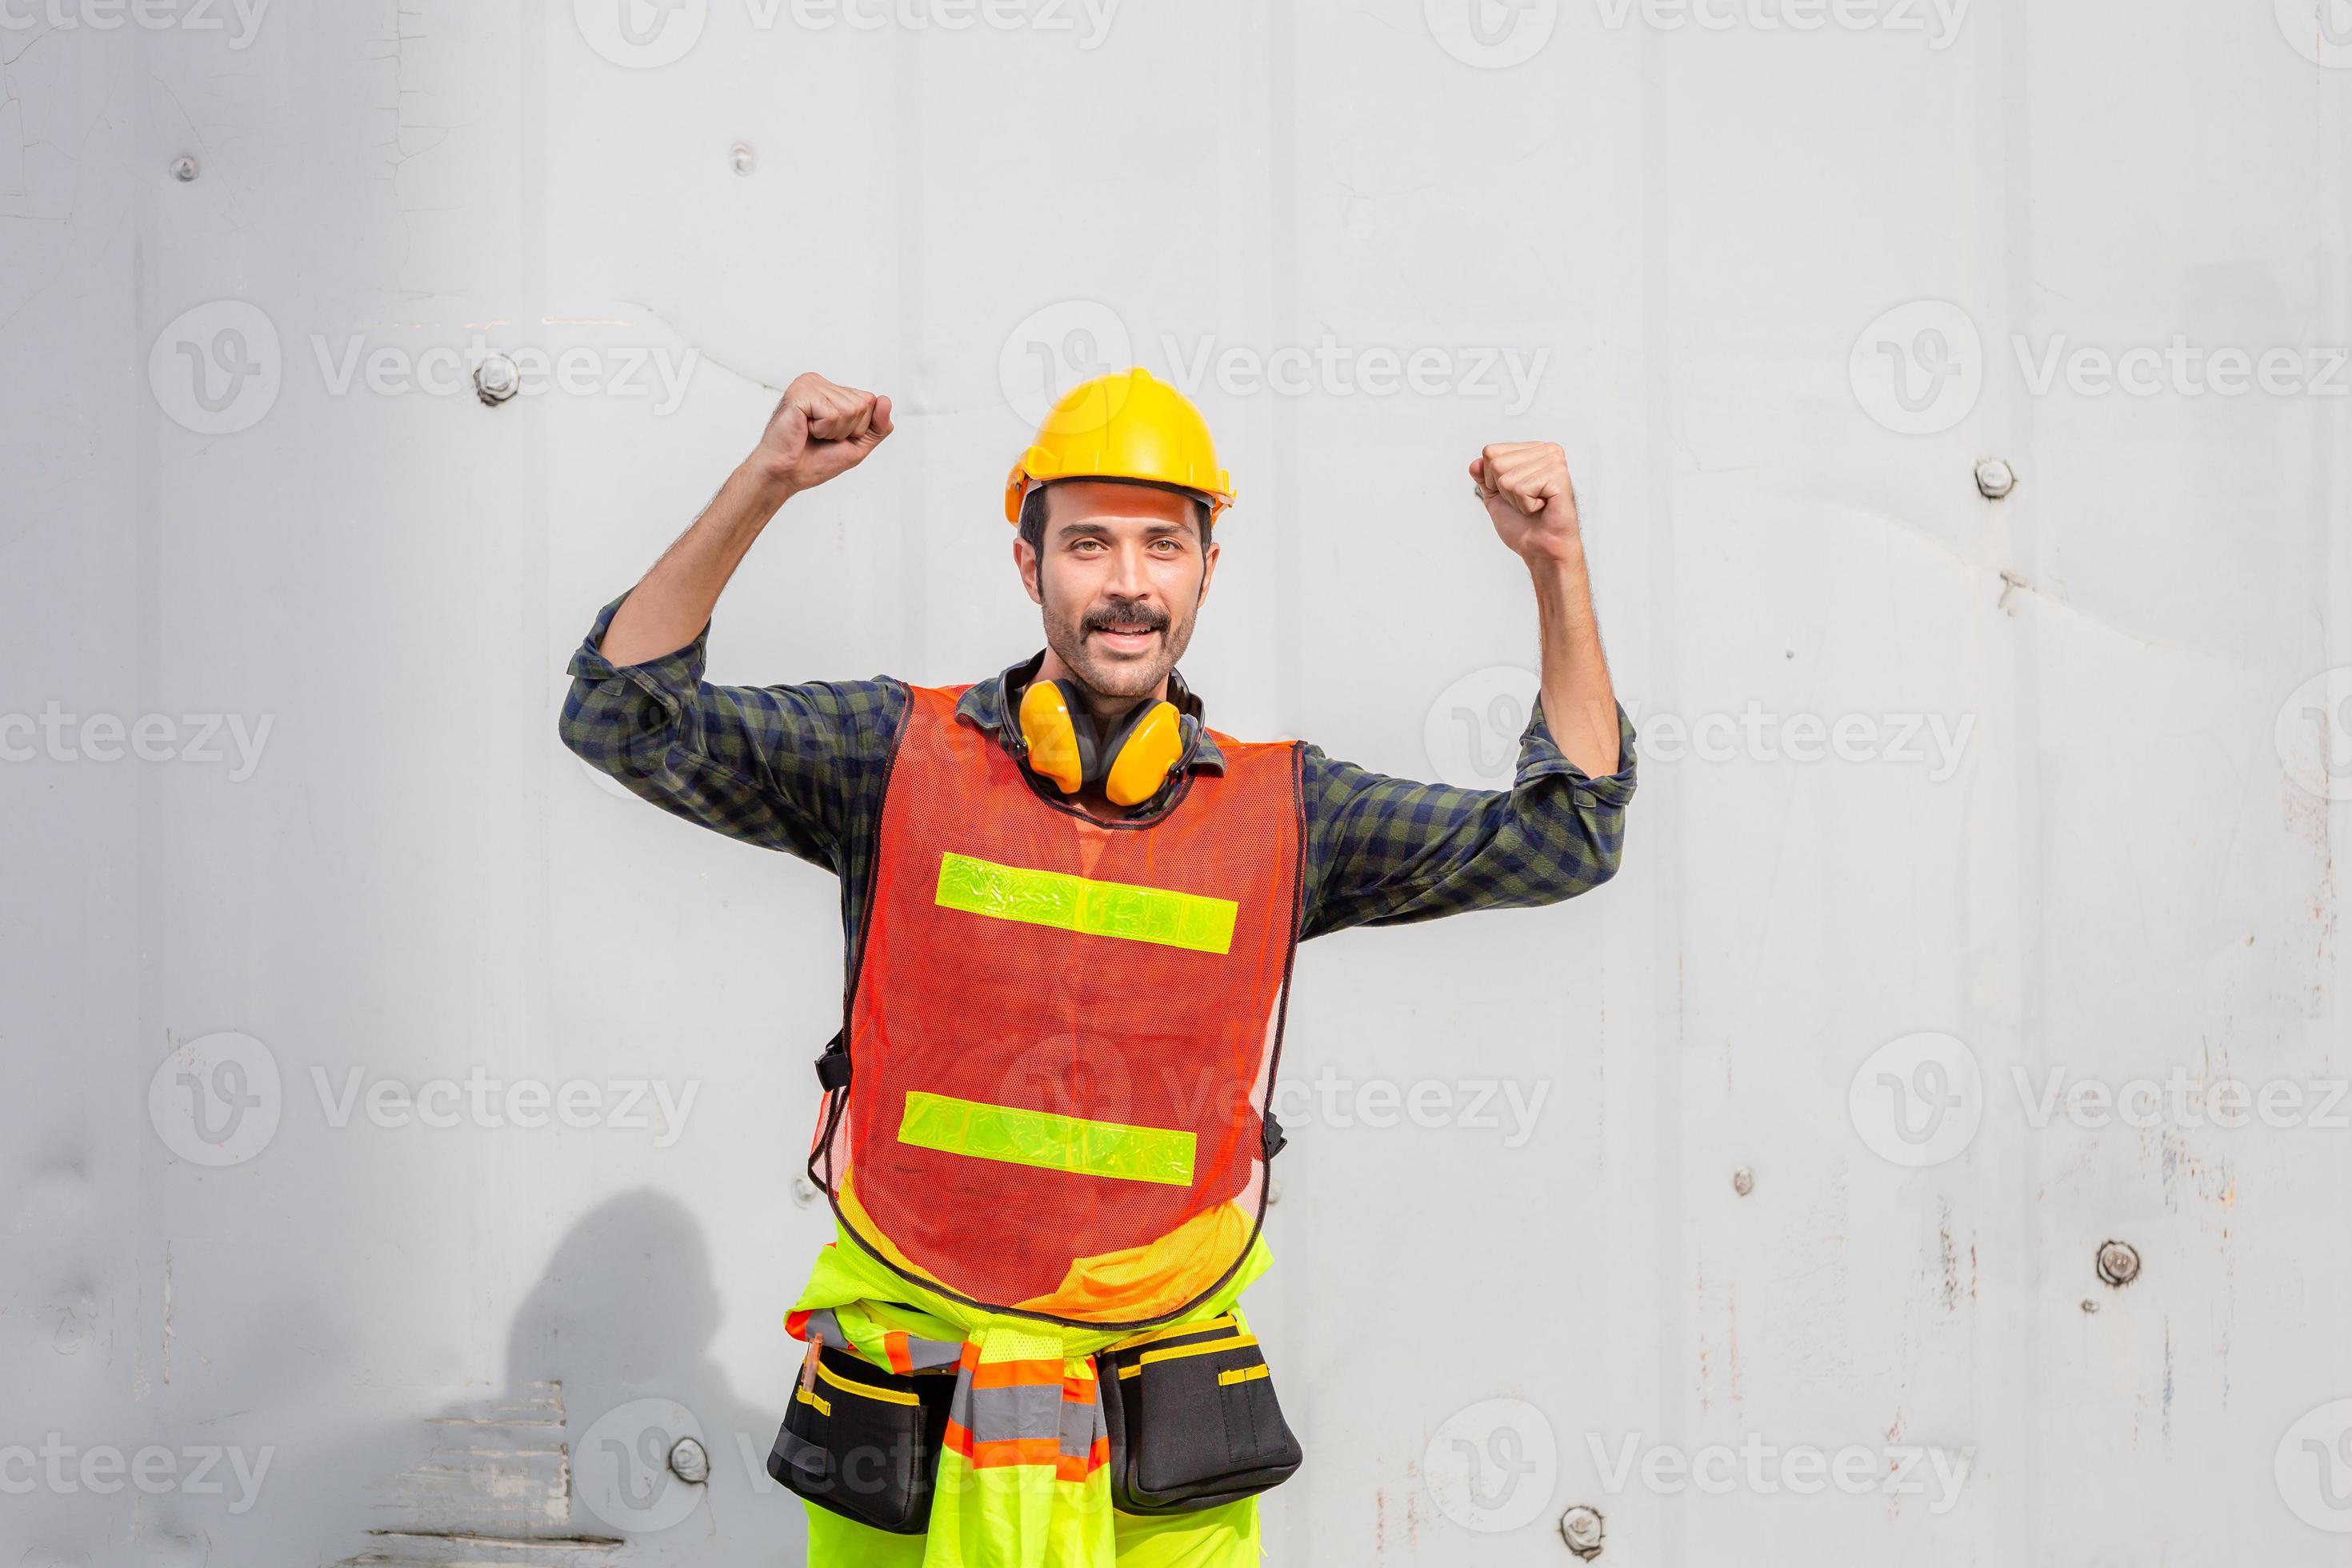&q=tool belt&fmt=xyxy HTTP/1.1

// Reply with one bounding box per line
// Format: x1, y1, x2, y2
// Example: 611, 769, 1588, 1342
771, 1318, 1302, 1530
767, 1343, 955, 1534
1095, 1316, 1303, 1515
